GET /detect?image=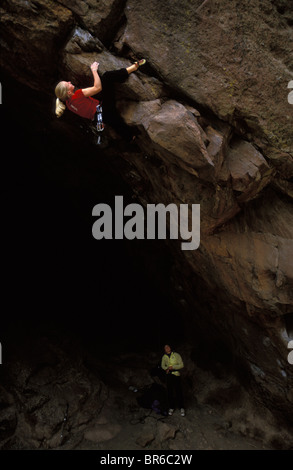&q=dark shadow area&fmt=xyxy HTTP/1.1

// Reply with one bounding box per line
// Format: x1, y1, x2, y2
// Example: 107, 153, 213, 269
284, 313, 293, 340
1, 71, 185, 364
